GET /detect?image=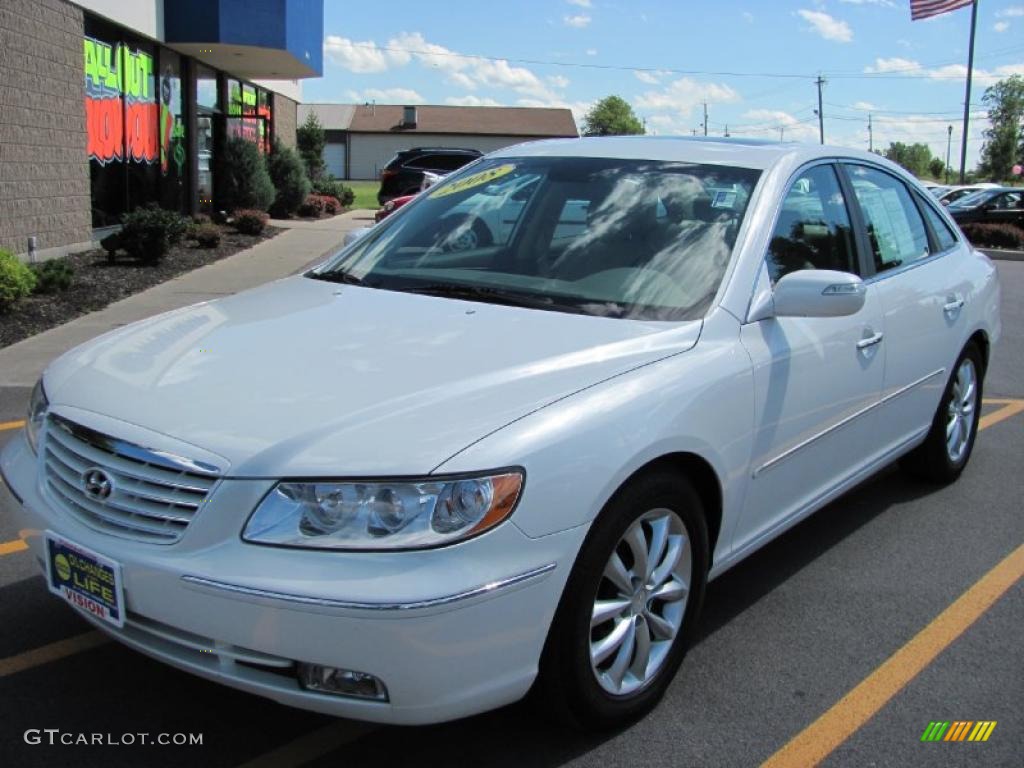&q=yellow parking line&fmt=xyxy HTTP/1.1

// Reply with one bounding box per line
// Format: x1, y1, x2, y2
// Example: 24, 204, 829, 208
979, 398, 1024, 430
0, 420, 25, 432
0, 631, 108, 678
0, 539, 28, 556
235, 721, 378, 768
762, 541, 1024, 768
